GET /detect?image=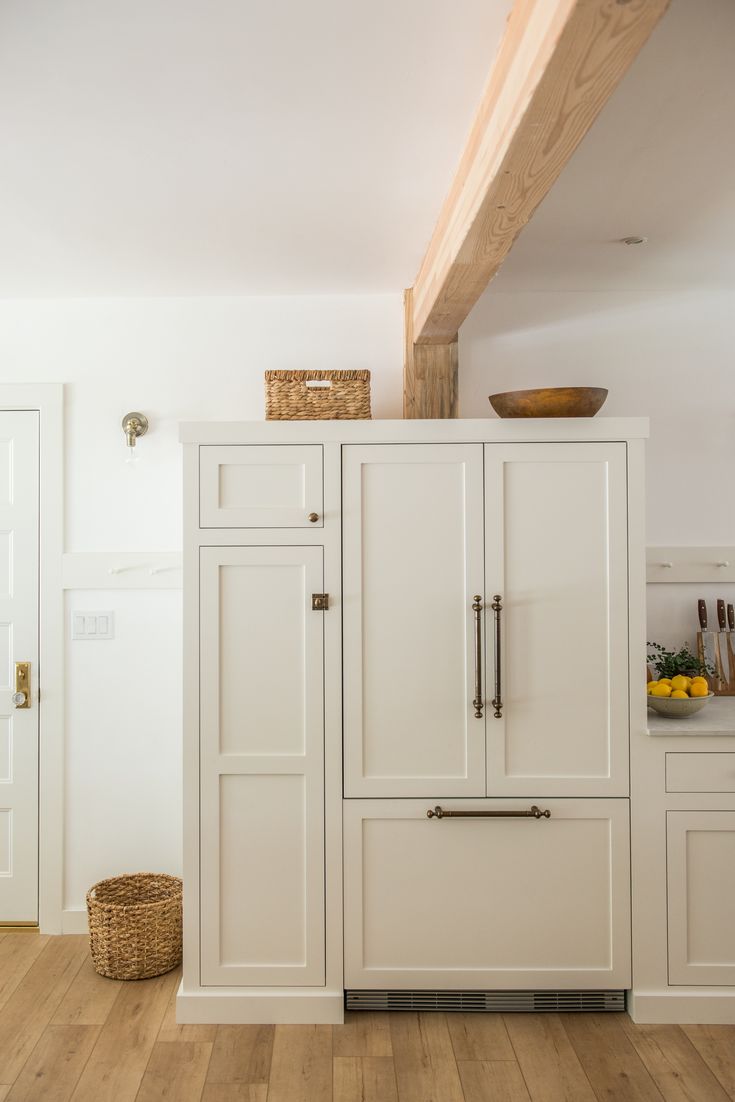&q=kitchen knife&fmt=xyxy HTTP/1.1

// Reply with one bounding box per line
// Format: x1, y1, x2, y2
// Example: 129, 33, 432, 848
697, 598, 719, 692
716, 599, 734, 694
728, 604, 735, 631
